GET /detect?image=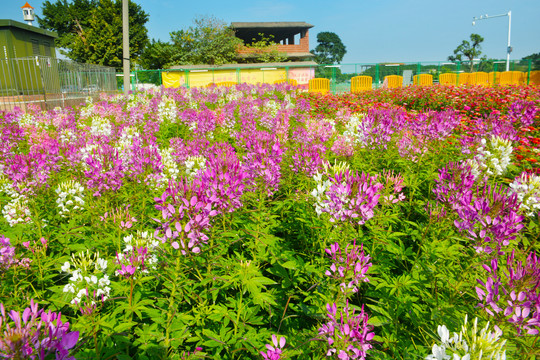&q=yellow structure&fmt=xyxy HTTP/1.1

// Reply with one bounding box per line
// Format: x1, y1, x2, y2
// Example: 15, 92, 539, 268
488, 72, 500, 85
530, 71, 540, 85
308, 78, 330, 94
162, 62, 316, 89
413, 74, 433, 86
457, 73, 470, 85
350, 76, 372, 93
500, 71, 524, 85
385, 75, 403, 88
439, 73, 457, 85
469, 72, 489, 86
